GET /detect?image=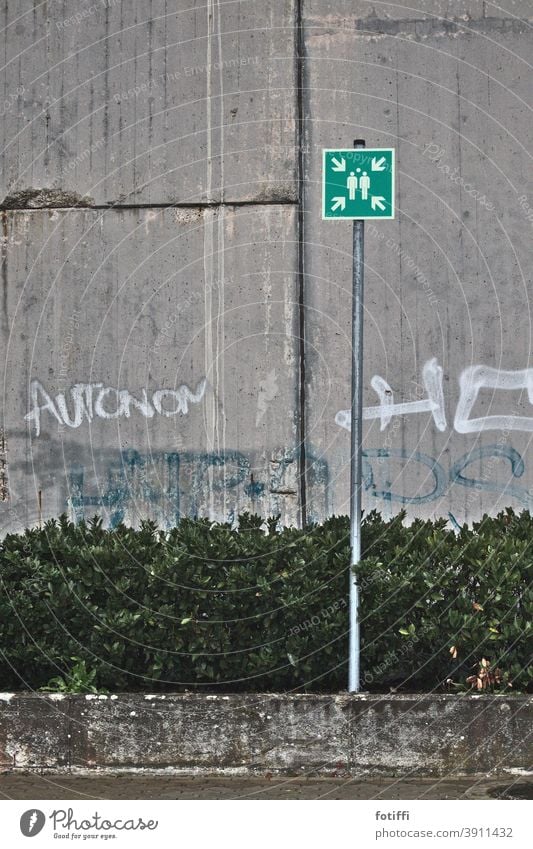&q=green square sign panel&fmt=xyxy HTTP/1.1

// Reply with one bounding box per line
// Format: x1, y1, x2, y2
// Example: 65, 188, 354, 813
322, 148, 395, 219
